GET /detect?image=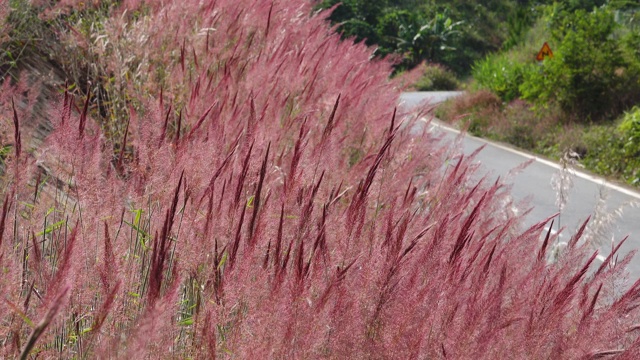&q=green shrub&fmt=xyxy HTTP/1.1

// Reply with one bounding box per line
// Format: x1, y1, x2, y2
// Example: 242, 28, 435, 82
619, 106, 640, 140
375, 9, 419, 57
581, 107, 640, 185
617, 106, 640, 184
519, 7, 638, 122
412, 64, 460, 91
581, 126, 625, 177
472, 53, 535, 102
